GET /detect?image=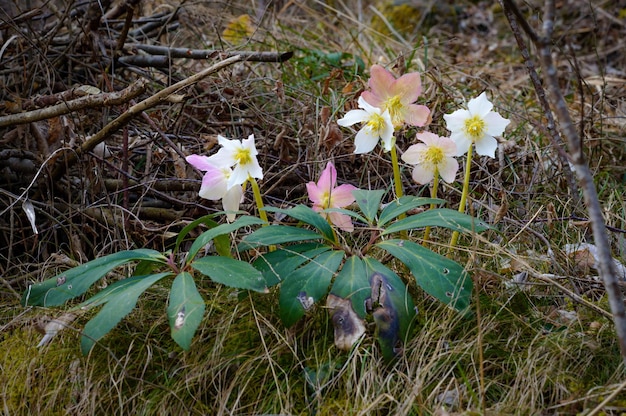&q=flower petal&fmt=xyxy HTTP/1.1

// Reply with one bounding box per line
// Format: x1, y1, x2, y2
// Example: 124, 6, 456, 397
411, 164, 435, 185
367, 65, 395, 99
449, 131, 472, 156
186, 154, 215, 171
443, 109, 470, 132
318, 162, 337, 191
378, 111, 395, 151
474, 135, 498, 158
360, 91, 384, 109
329, 211, 354, 232
438, 157, 459, 183
401, 143, 427, 165
337, 109, 368, 127
391, 72, 422, 104
329, 184, 357, 208
222, 185, 243, 222
484, 112, 511, 137
198, 166, 228, 200
353, 127, 379, 154
403, 104, 431, 127
467, 92, 493, 117
307, 181, 327, 207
